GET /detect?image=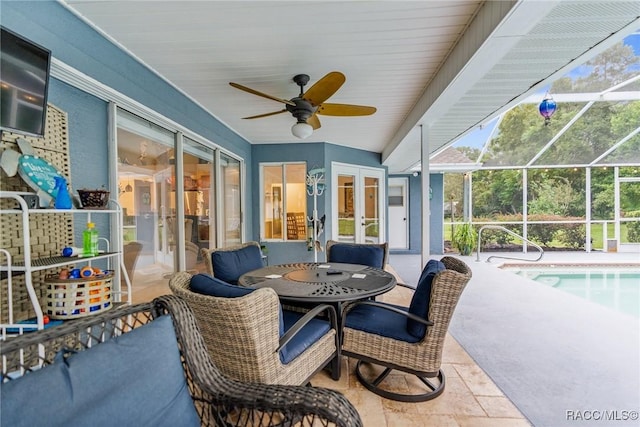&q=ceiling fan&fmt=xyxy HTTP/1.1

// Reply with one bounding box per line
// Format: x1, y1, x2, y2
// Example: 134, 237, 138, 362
229, 71, 376, 139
